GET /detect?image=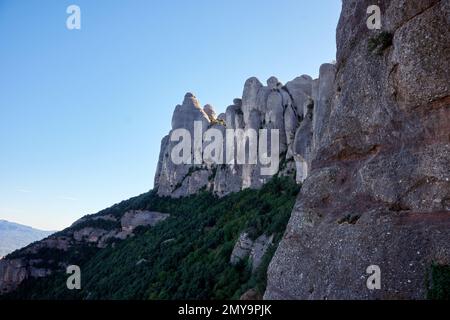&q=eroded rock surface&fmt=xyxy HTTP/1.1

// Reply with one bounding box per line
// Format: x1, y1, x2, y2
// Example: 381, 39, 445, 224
265, 0, 450, 300
154, 71, 333, 197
